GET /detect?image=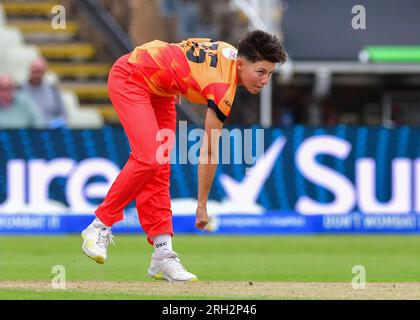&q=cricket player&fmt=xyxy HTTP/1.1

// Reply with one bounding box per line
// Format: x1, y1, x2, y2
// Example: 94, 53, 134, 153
81, 30, 287, 282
